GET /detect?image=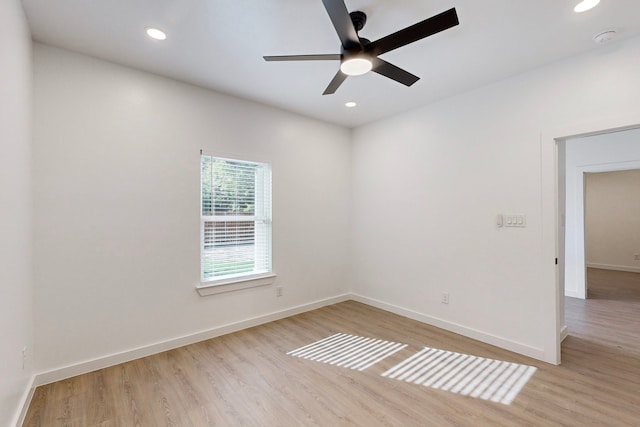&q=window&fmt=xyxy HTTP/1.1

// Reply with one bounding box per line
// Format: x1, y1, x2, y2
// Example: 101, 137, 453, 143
200, 154, 272, 288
